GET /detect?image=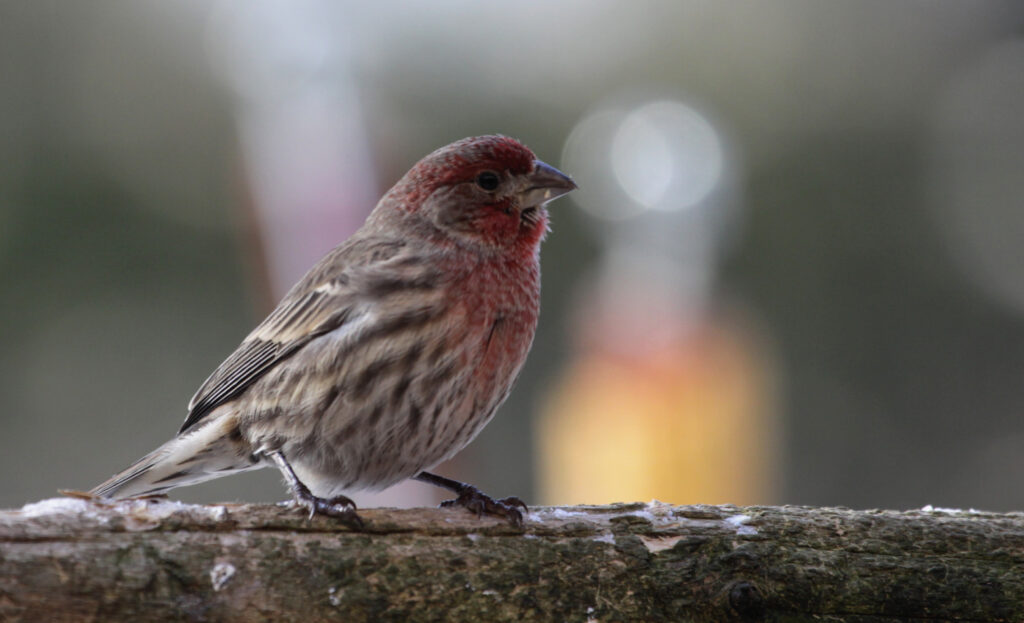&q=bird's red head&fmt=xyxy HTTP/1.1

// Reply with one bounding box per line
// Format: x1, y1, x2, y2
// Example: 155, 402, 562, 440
377, 135, 576, 257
